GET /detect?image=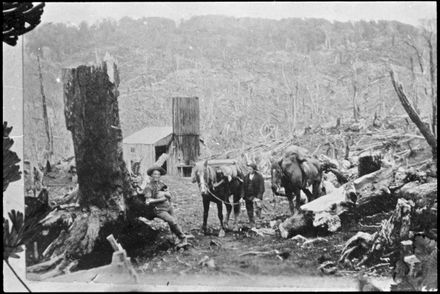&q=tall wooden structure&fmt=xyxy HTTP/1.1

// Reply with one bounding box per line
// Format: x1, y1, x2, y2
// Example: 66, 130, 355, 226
169, 97, 200, 176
